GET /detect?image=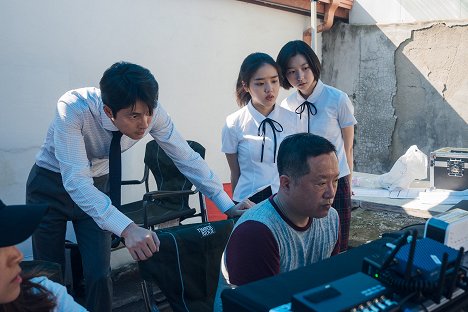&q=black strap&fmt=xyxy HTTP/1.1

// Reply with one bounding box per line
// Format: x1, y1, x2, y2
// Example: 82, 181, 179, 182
109, 131, 123, 209
295, 101, 317, 133
257, 118, 283, 163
